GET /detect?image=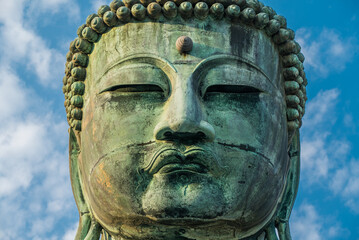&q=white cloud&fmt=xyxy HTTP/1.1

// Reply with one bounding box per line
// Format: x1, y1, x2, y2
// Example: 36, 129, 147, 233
291, 203, 348, 240
343, 114, 356, 130
0, 1, 79, 239
304, 89, 339, 127
301, 135, 330, 180
0, 66, 28, 121
91, 0, 109, 11
22, 0, 81, 25
291, 204, 322, 240
296, 28, 357, 78
0, 21, 64, 87
300, 88, 359, 215
300, 89, 350, 182
0, 0, 77, 87
331, 159, 359, 213
62, 222, 78, 240
0, 112, 77, 239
